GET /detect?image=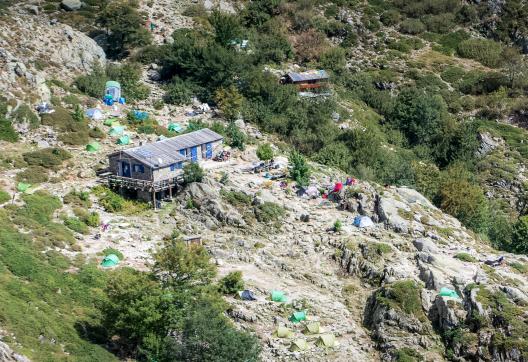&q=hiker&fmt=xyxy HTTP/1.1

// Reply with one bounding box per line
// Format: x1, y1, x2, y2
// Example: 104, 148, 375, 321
101, 223, 110, 232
